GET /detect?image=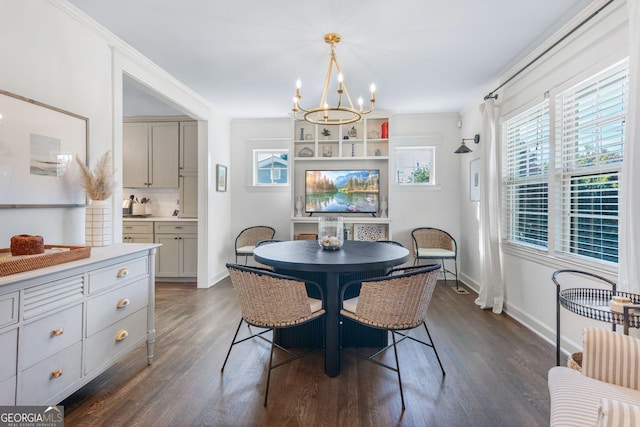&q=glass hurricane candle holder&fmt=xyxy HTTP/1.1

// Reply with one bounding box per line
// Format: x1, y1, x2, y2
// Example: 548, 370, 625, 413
318, 216, 344, 250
